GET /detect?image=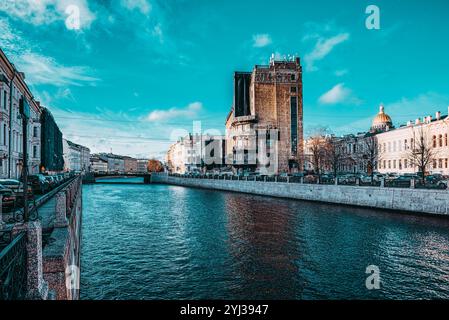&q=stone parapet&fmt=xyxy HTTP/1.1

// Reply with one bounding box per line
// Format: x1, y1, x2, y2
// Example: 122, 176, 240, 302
152, 174, 449, 216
